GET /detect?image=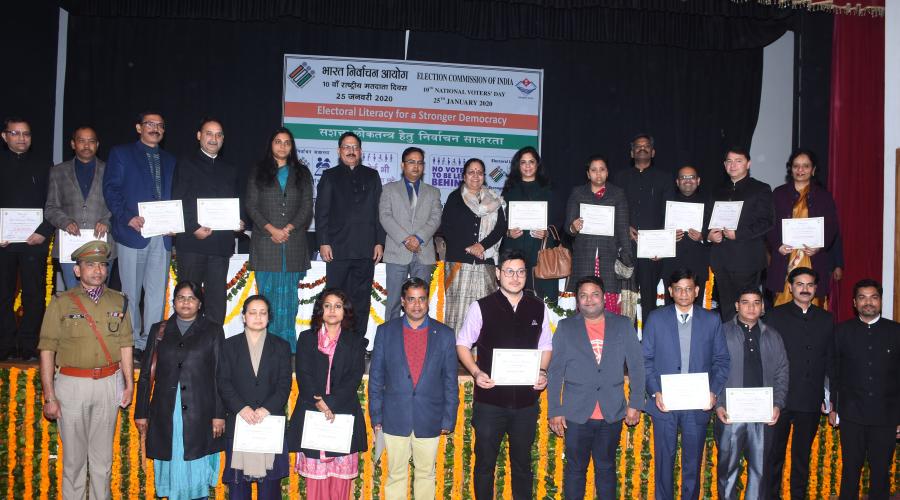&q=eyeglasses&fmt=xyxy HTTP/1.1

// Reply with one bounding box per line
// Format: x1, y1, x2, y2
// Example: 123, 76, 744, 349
340, 144, 360, 151
501, 268, 527, 278
4, 130, 31, 138
175, 295, 198, 303
671, 286, 696, 294
142, 121, 165, 130
403, 160, 425, 166
402, 296, 428, 304
677, 175, 697, 181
